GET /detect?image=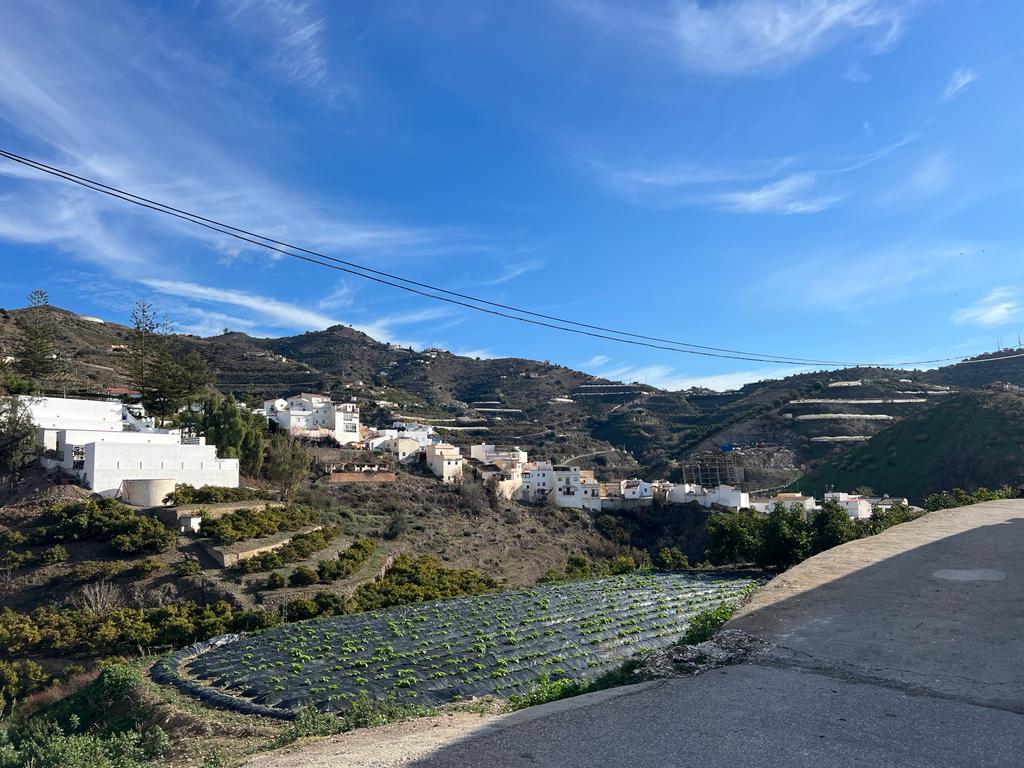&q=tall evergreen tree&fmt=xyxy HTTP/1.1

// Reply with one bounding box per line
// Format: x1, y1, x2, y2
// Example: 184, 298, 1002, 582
265, 434, 310, 502
13, 290, 58, 388
0, 396, 36, 492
